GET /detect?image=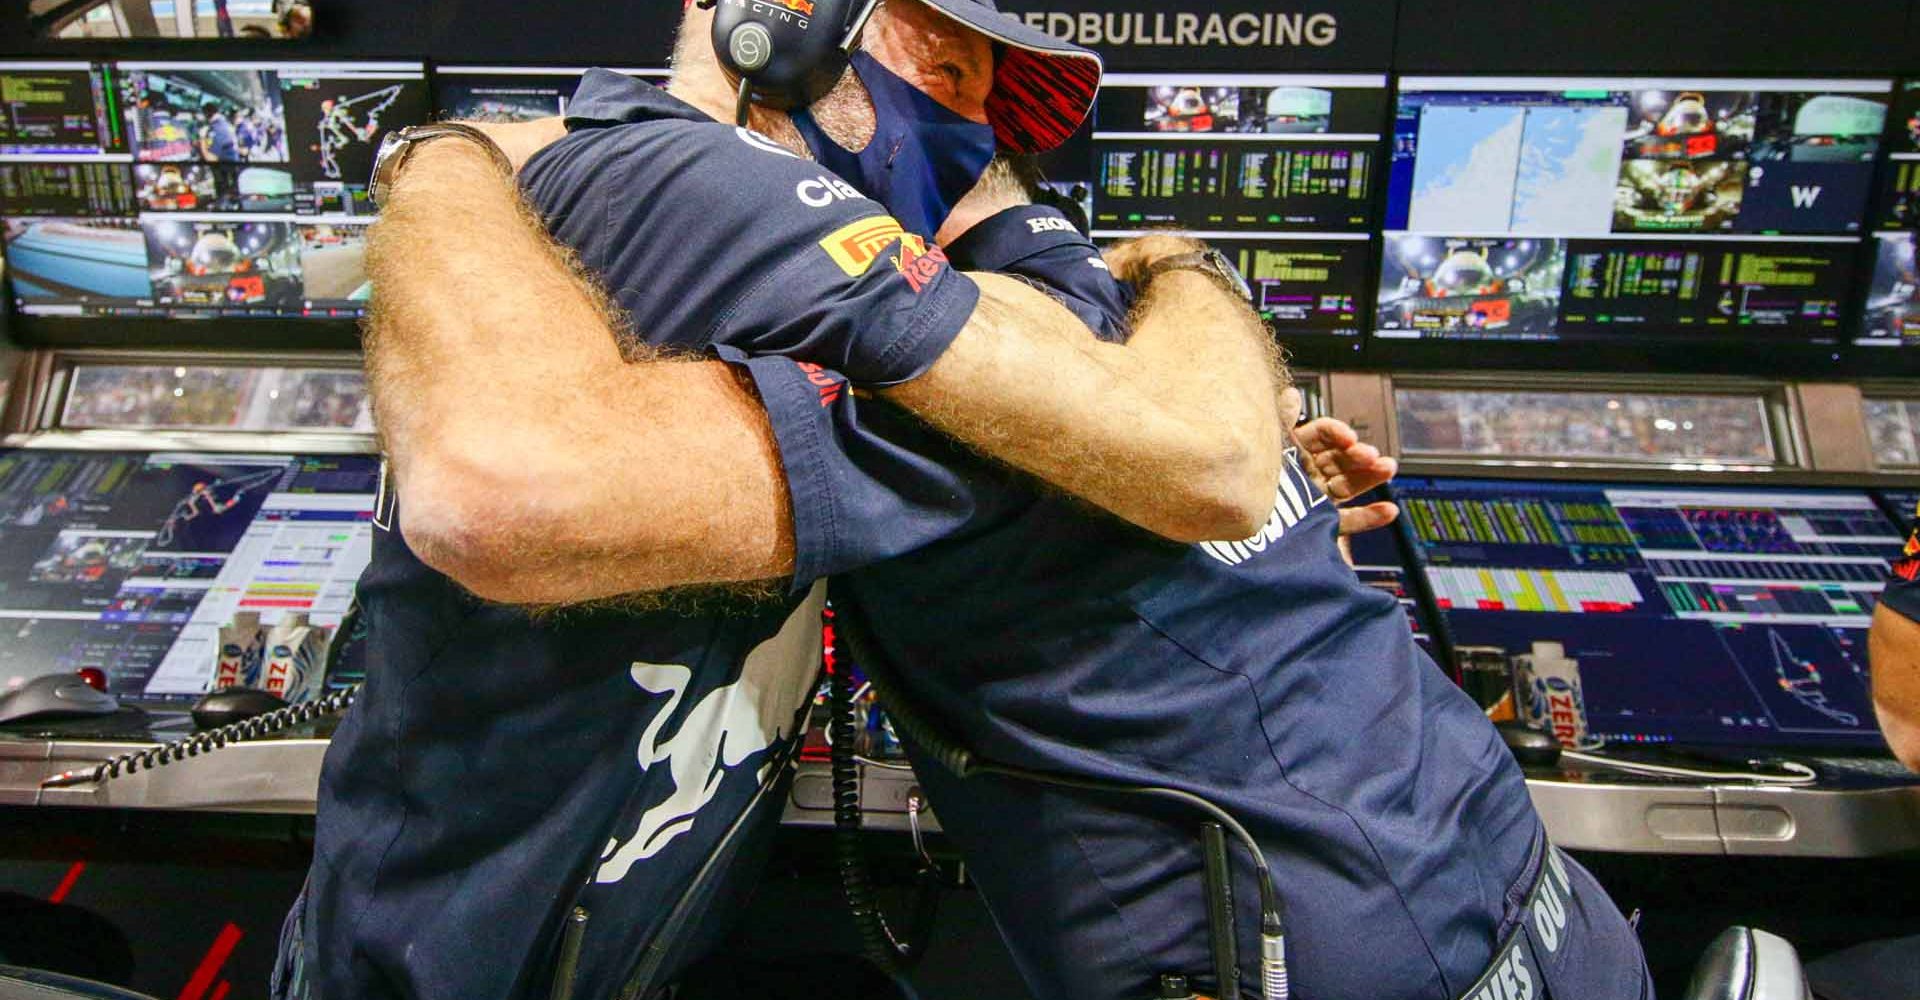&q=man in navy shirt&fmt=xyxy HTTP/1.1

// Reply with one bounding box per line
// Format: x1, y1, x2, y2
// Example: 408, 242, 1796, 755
1801, 509, 1920, 998
281, 5, 1294, 1000
336, 7, 1652, 1000
199, 102, 238, 162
